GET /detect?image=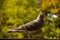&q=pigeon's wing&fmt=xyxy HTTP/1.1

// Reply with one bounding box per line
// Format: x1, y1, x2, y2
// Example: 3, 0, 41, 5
18, 20, 40, 31
8, 20, 38, 33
